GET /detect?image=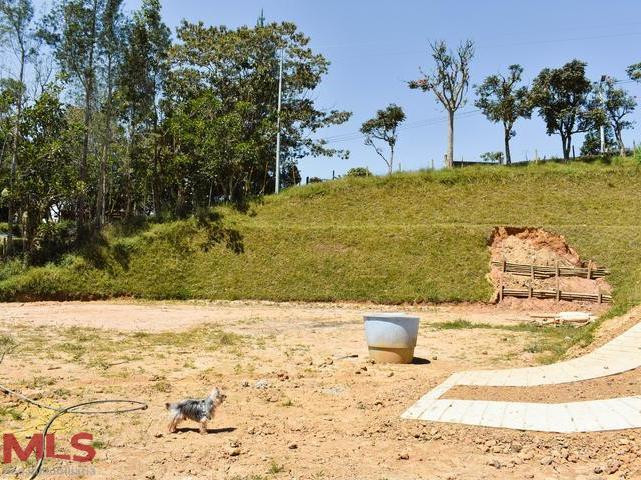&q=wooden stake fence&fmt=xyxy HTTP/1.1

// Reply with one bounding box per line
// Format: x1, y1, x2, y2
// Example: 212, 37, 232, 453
491, 261, 609, 279
496, 259, 610, 304
500, 287, 611, 303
